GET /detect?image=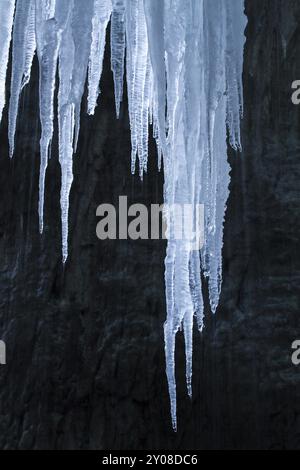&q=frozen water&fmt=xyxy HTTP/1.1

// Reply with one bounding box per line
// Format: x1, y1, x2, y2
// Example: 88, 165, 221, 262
0, 0, 247, 429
